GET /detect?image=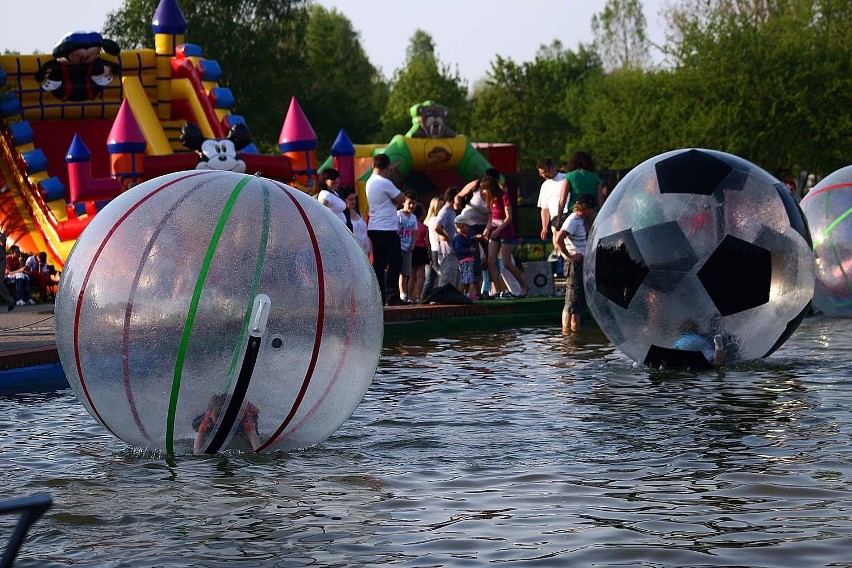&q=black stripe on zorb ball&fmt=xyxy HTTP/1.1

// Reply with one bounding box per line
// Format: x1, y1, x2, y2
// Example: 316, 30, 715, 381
203, 335, 262, 454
